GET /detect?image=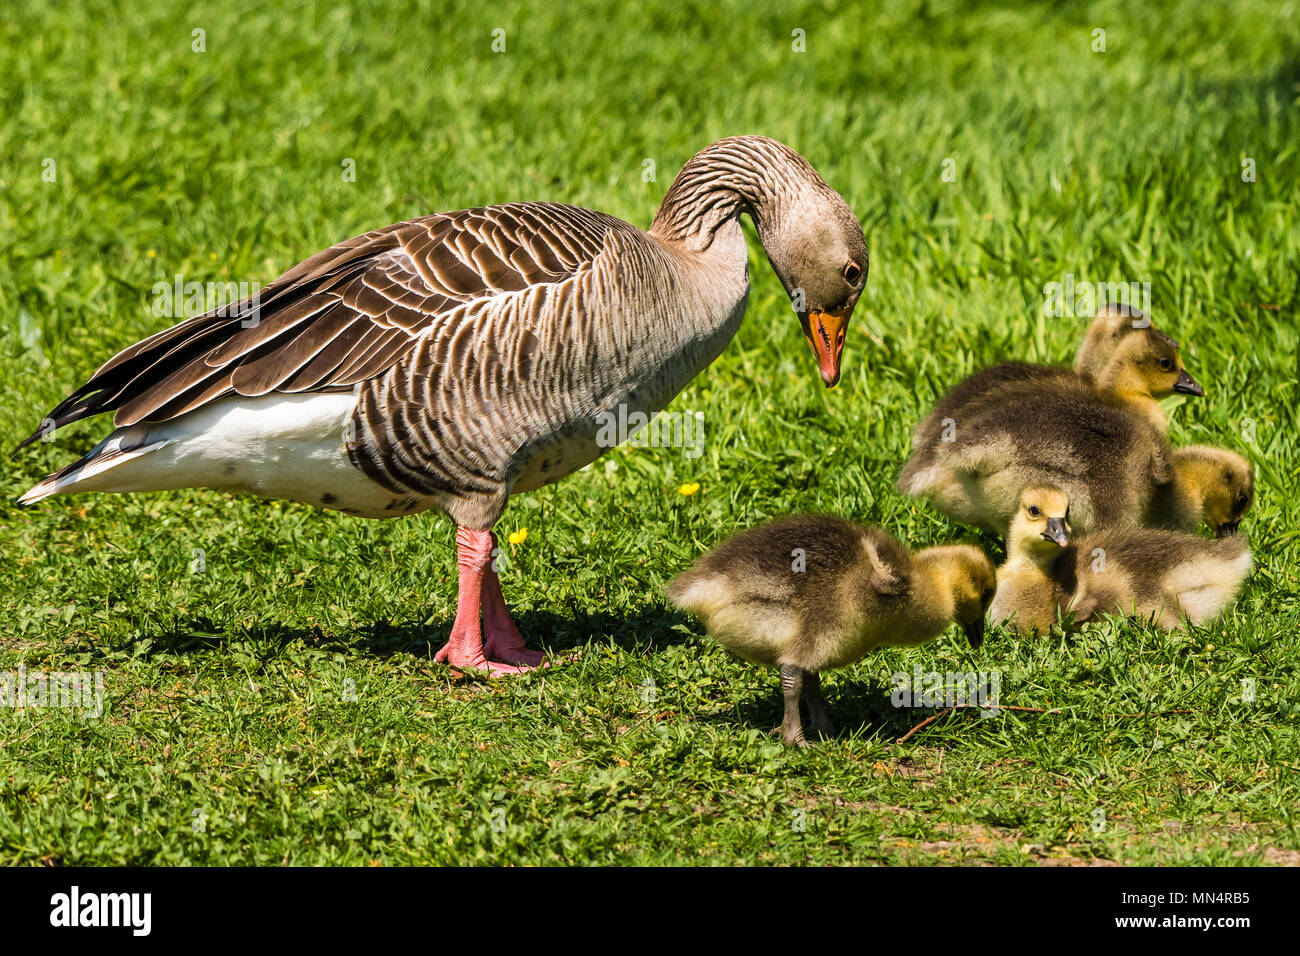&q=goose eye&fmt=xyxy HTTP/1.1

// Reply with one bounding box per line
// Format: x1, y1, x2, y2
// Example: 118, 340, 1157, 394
1159, 358, 1174, 371
982, 587, 995, 602
843, 261, 862, 285
1235, 494, 1248, 512
1028, 506, 1041, 518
